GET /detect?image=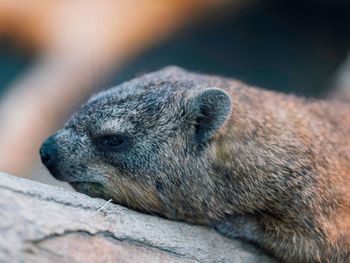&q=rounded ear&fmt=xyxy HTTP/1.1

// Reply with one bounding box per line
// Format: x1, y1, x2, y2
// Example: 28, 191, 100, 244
189, 88, 232, 143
